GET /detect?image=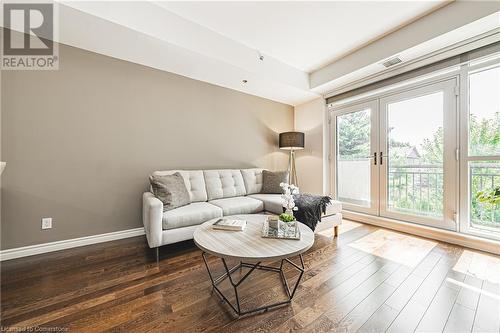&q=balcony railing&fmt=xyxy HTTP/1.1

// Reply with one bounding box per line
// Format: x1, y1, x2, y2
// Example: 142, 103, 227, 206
388, 165, 443, 218
469, 163, 500, 227
389, 163, 499, 226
